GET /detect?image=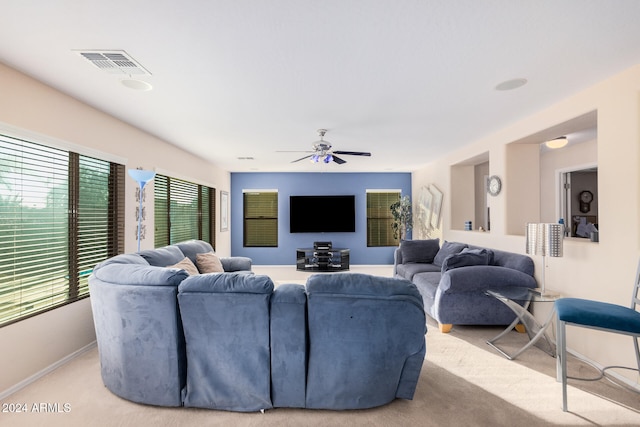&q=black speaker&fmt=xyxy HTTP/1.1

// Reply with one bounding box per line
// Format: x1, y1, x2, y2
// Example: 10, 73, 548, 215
313, 241, 332, 250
